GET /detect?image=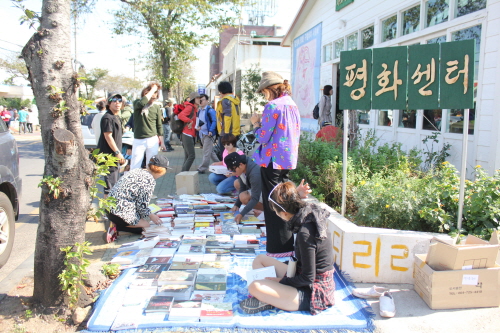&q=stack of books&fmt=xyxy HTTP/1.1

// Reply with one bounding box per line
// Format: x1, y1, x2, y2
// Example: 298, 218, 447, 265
169, 300, 202, 321
200, 302, 233, 322
145, 296, 174, 314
